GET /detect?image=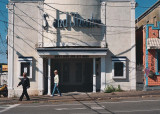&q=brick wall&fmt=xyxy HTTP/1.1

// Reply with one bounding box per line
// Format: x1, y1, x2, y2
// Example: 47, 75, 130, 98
149, 27, 159, 38
147, 26, 160, 86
